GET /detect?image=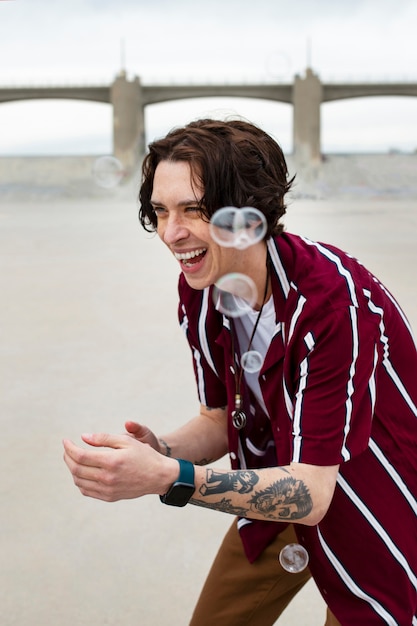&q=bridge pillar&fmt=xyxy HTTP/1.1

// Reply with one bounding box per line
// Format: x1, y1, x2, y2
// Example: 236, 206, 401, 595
293, 68, 322, 165
111, 71, 145, 173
